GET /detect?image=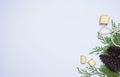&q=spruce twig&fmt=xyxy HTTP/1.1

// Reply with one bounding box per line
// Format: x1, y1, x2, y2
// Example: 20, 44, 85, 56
77, 66, 106, 77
